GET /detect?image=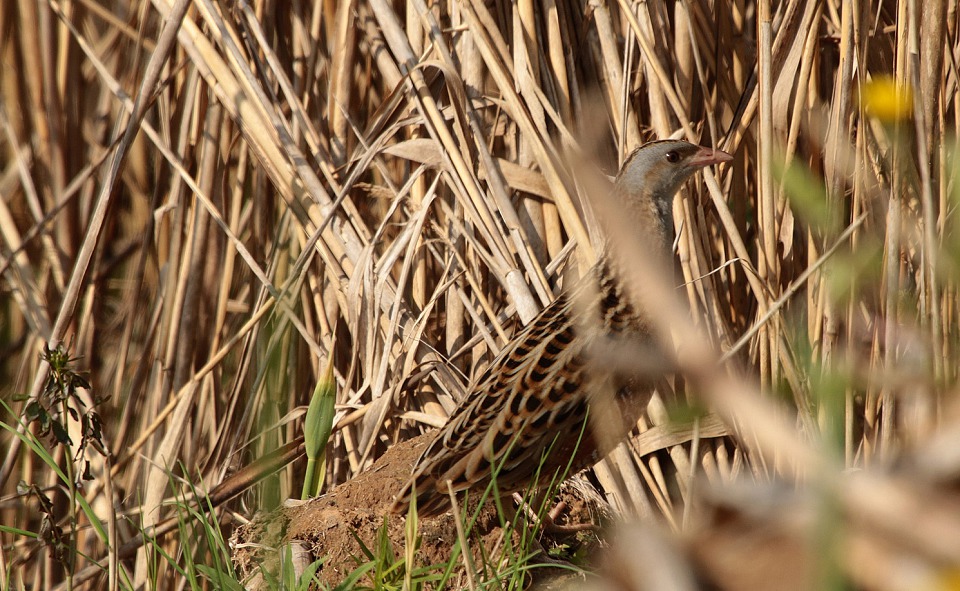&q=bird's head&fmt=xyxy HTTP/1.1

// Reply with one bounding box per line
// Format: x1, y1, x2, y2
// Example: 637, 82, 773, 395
613, 140, 732, 248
